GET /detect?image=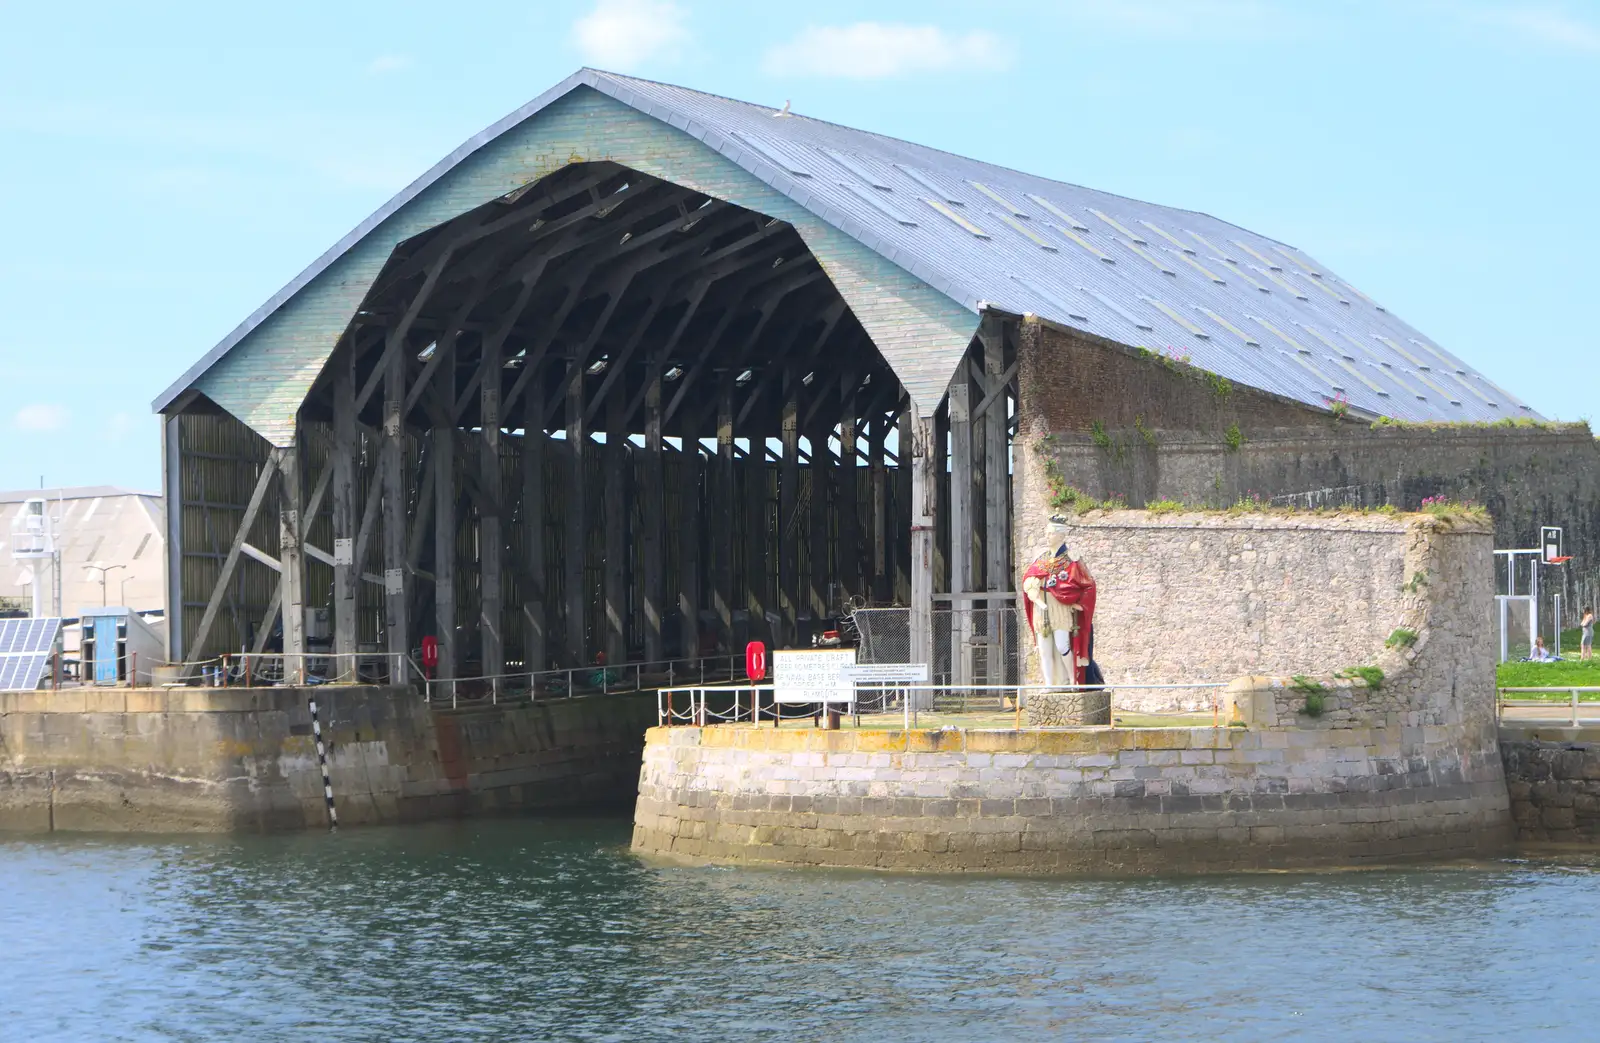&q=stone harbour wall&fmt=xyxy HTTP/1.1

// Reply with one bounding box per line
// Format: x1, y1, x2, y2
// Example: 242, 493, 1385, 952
0, 686, 654, 833
631, 724, 1510, 874
1500, 727, 1600, 842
